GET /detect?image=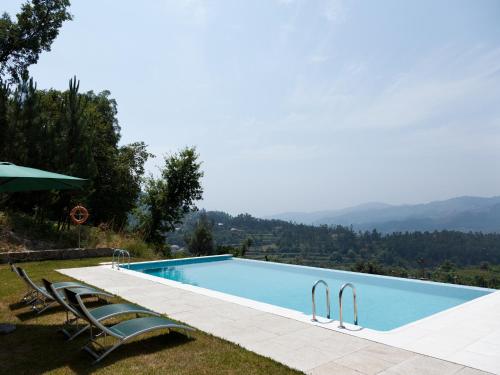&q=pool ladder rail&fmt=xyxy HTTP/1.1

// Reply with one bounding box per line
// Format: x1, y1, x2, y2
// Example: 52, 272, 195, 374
338, 282, 358, 329
311, 279, 331, 322
311, 280, 359, 328
111, 249, 131, 270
